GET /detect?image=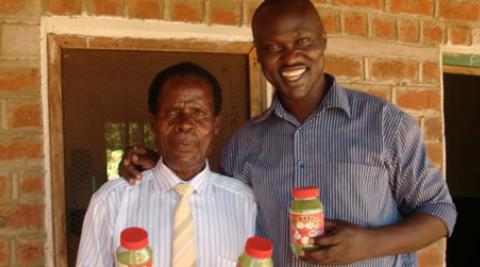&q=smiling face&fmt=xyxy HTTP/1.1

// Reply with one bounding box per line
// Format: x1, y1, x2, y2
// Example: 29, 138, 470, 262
253, 1, 327, 103
150, 76, 220, 180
